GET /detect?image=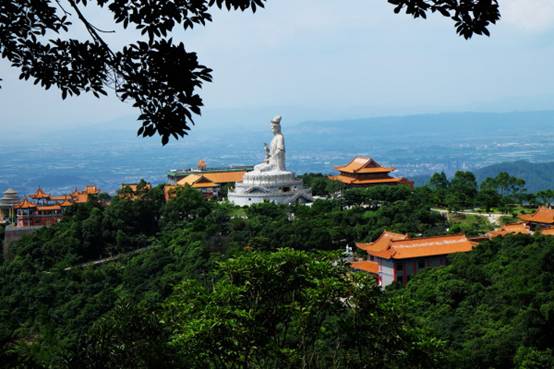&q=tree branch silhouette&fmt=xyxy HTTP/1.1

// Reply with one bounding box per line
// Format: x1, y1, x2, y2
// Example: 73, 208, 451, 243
0, 0, 500, 144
